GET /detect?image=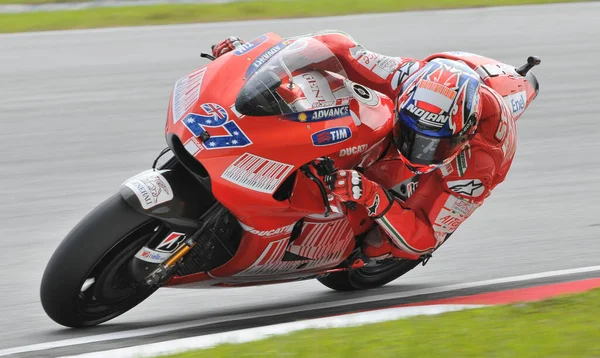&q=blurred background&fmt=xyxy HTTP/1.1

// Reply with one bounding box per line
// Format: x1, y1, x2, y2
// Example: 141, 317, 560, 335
0, 1, 599, 357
